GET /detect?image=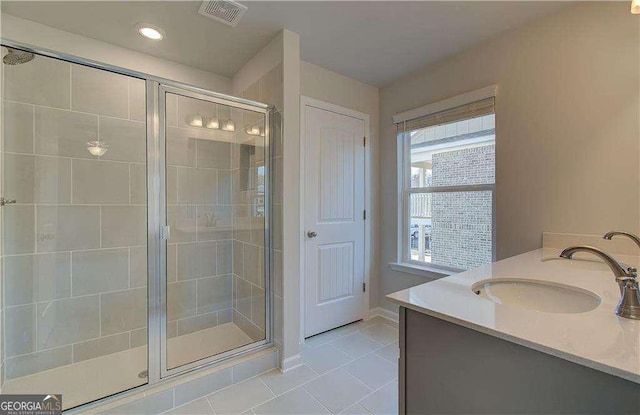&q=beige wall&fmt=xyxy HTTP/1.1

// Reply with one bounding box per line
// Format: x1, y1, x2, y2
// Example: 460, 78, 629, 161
300, 61, 381, 308
232, 32, 284, 357
378, 2, 640, 310
280, 29, 301, 368
231, 30, 305, 369
232, 32, 284, 100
